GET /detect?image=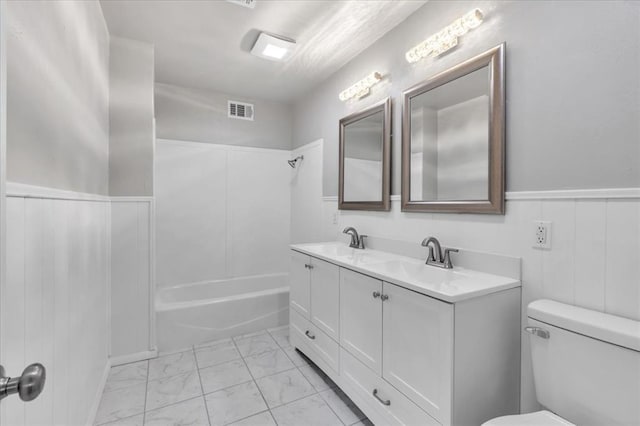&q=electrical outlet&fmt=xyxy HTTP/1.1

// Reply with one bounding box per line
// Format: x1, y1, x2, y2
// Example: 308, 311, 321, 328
533, 221, 552, 249
332, 211, 339, 225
